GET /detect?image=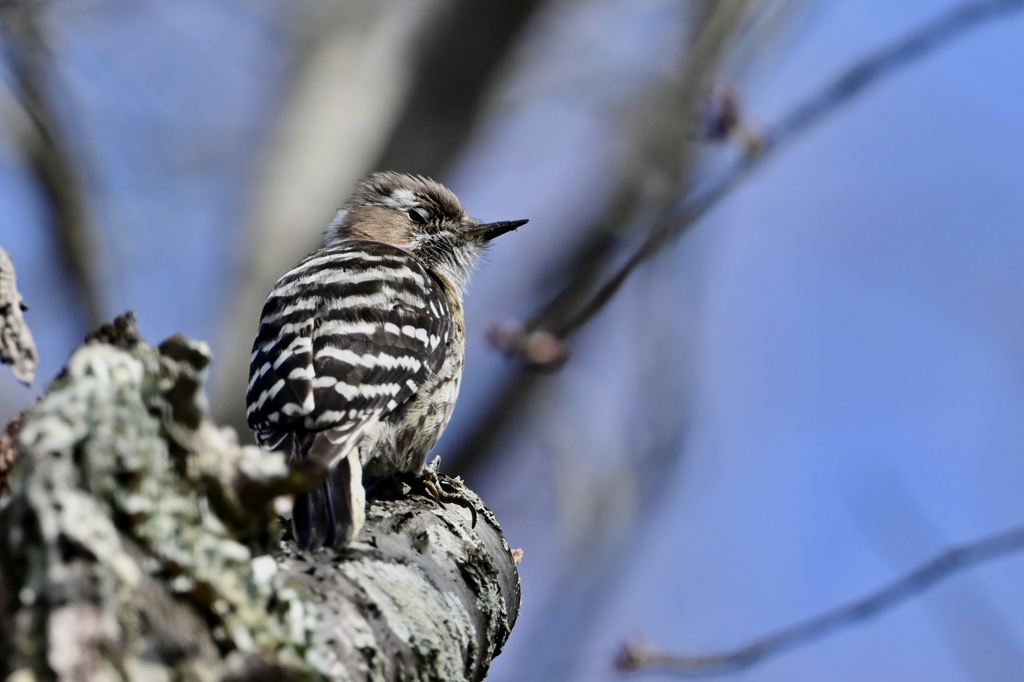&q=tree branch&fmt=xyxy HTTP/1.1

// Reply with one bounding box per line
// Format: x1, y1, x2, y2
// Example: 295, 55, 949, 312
615, 525, 1024, 676
528, 0, 1024, 343
0, 314, 519, 681
0, 247, 37, 387
451, 0, 755, 474
454, 0, 1024, 479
